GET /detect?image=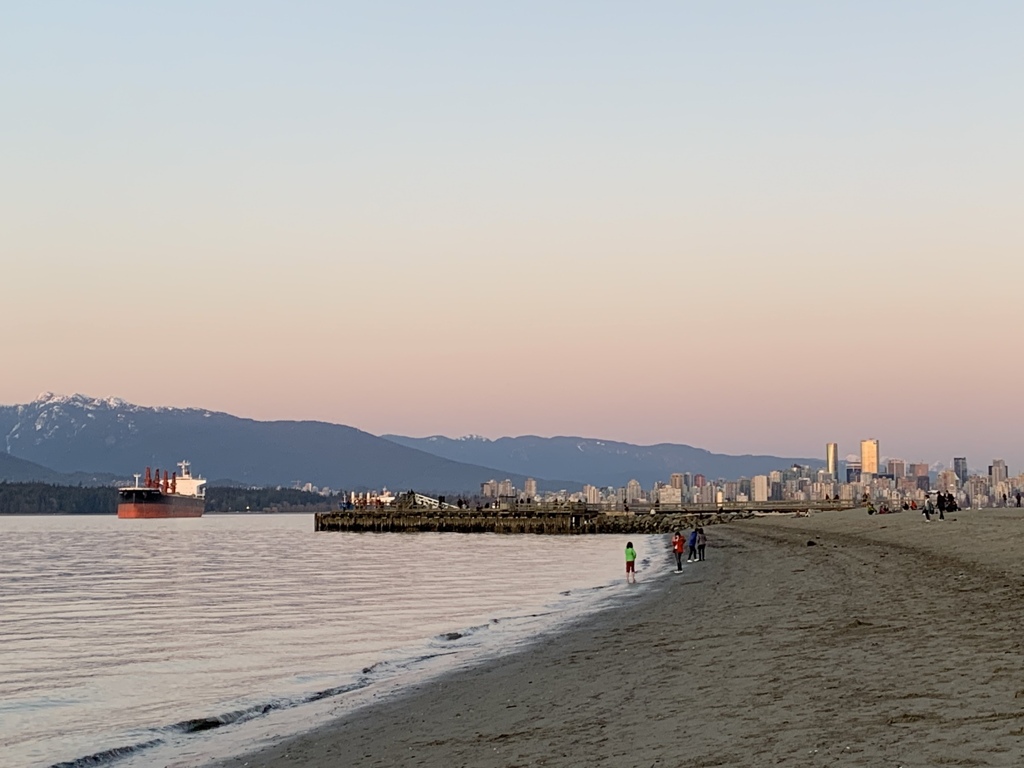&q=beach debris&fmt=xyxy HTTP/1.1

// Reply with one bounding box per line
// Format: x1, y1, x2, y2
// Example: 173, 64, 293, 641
807, 540, 817, 547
